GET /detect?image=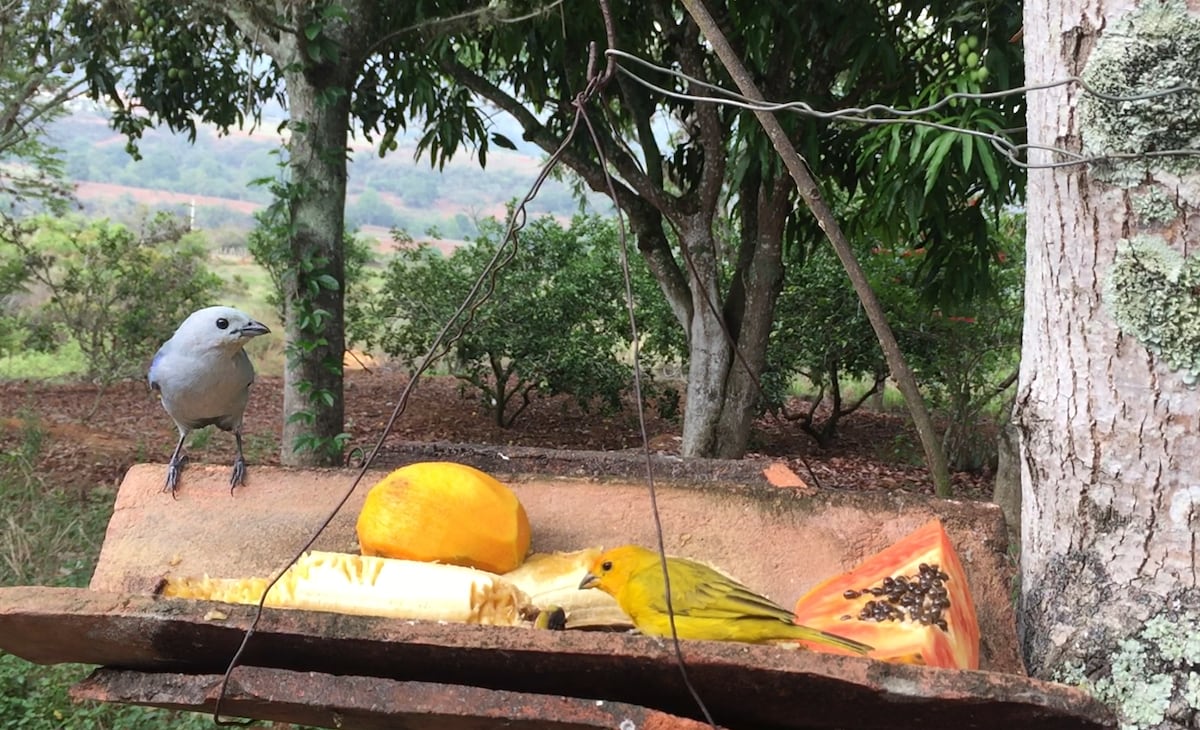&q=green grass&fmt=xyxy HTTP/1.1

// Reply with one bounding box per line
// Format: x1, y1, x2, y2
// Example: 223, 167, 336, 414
785, 374, 908, 412
0, 415, 237, 729
0, 340, 87, 381
210, 257, 277, 317
187, 428, 213, 450
243, 432, 279, 464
